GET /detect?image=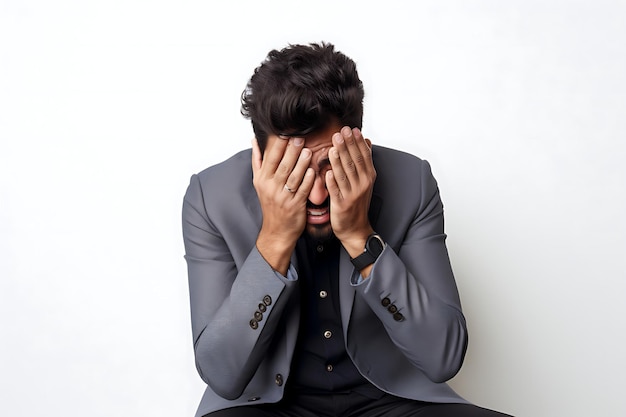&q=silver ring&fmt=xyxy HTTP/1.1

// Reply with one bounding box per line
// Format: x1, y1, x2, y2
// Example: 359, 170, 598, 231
284, 184, 295, 193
